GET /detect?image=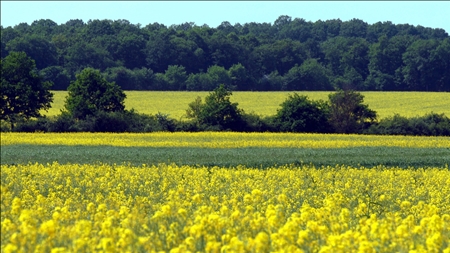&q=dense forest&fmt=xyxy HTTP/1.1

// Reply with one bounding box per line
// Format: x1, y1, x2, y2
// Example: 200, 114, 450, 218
1, 16, 449, 91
